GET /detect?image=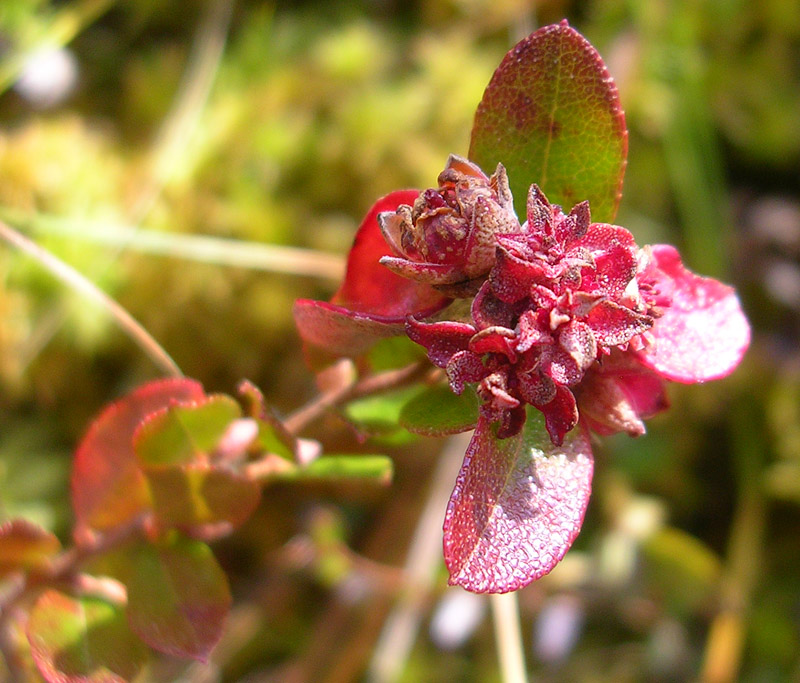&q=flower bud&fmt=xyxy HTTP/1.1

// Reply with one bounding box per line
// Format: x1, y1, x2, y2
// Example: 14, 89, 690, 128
379, 155, 519, 295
